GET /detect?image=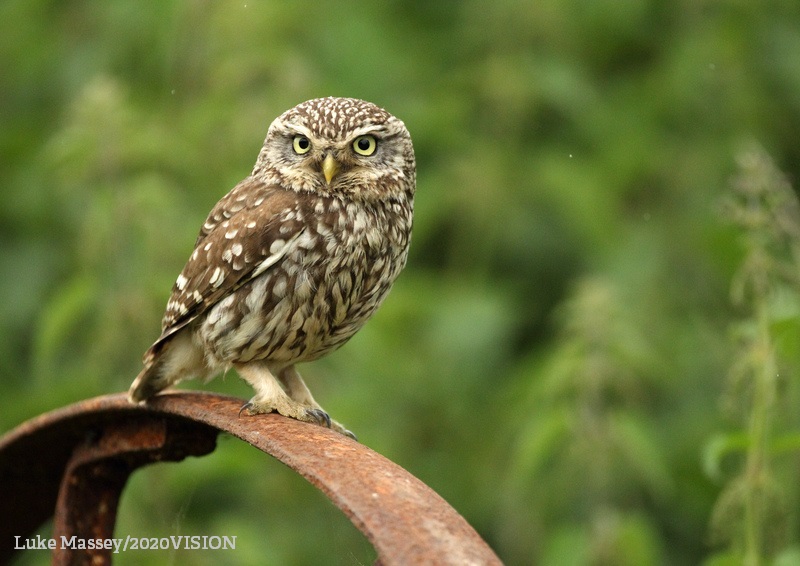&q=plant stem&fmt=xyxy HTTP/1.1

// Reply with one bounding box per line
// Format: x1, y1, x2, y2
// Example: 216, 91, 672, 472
742, 291, 775, 566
